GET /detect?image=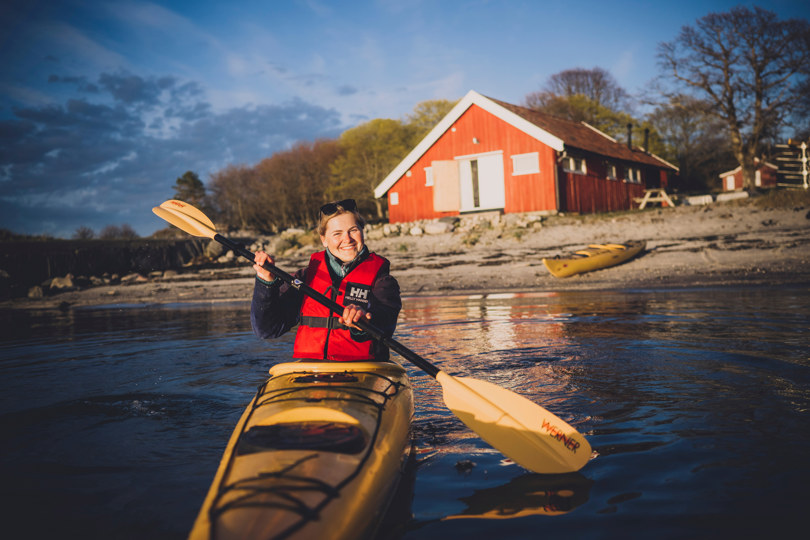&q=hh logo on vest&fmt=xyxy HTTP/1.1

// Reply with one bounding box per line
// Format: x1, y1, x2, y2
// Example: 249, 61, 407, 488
344, 283, 372, 306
